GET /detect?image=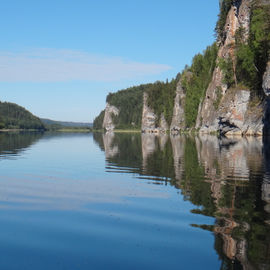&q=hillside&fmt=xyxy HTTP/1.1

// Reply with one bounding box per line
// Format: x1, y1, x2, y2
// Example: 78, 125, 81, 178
95, 0, 270, 136
0, 101, 45, 130
93, 80, 179, 130
94, 84, 145, 130
41, 118, 92, 129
